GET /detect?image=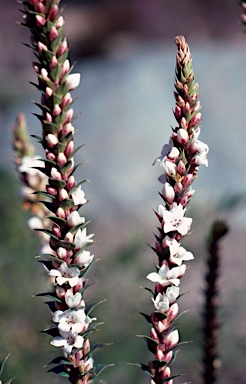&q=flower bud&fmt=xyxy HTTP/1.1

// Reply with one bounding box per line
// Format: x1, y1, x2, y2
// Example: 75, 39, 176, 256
182, 173, 193, 188
64, 231, 73, 243
67, 211, 85, 227
66, 73, 81, 91
51, 167, 62, 180
65, 109, 74, 123
167, 303, 179, 323
57, 247, 67, 259
59, 188, 68, 201
57, 152, 67, 166
49, 26, 58, 42
50, 55, 58, 69
46, 134, 58, 147
177, 159, 186, 175
162, 182, 175, 204
56, 15, 64, 29
180, 117, 188, 130
176, 128, 189, 145
46, 112, 52, 122
46, 186, 57, 196
189, 112, 202, 128
57, 38, 68, 57
45, 87, 53, 97
174, 105, 181, 120
36, 15, 46, 27
66, 175, 76, 190
65, 141, 74, 157
166, 330, 179, 349
53, 104, 62, 117
52, 224, 61, 238
56, 207, 66, 219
